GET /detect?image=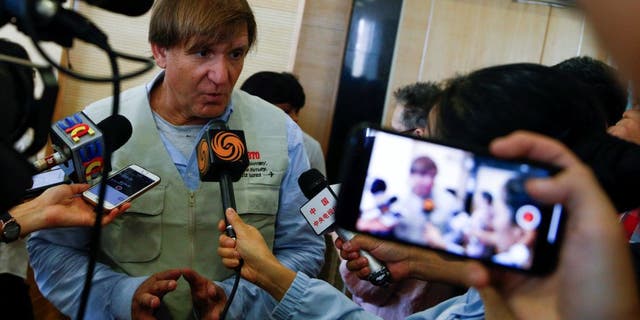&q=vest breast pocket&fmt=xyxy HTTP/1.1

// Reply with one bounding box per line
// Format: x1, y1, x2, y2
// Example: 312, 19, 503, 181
235, 137, 288, 215
101, 184, 165, 263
